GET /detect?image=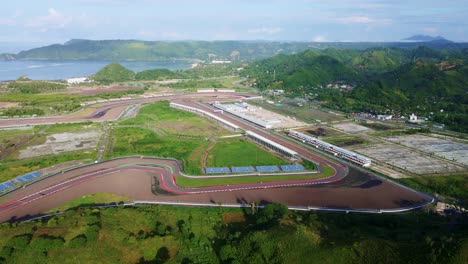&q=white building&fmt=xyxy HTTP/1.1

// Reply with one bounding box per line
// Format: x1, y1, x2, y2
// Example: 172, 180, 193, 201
377, 115, 392, 120
67, 77, 91, 84
409, 113, 418, 122
212, 60, 231, 64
